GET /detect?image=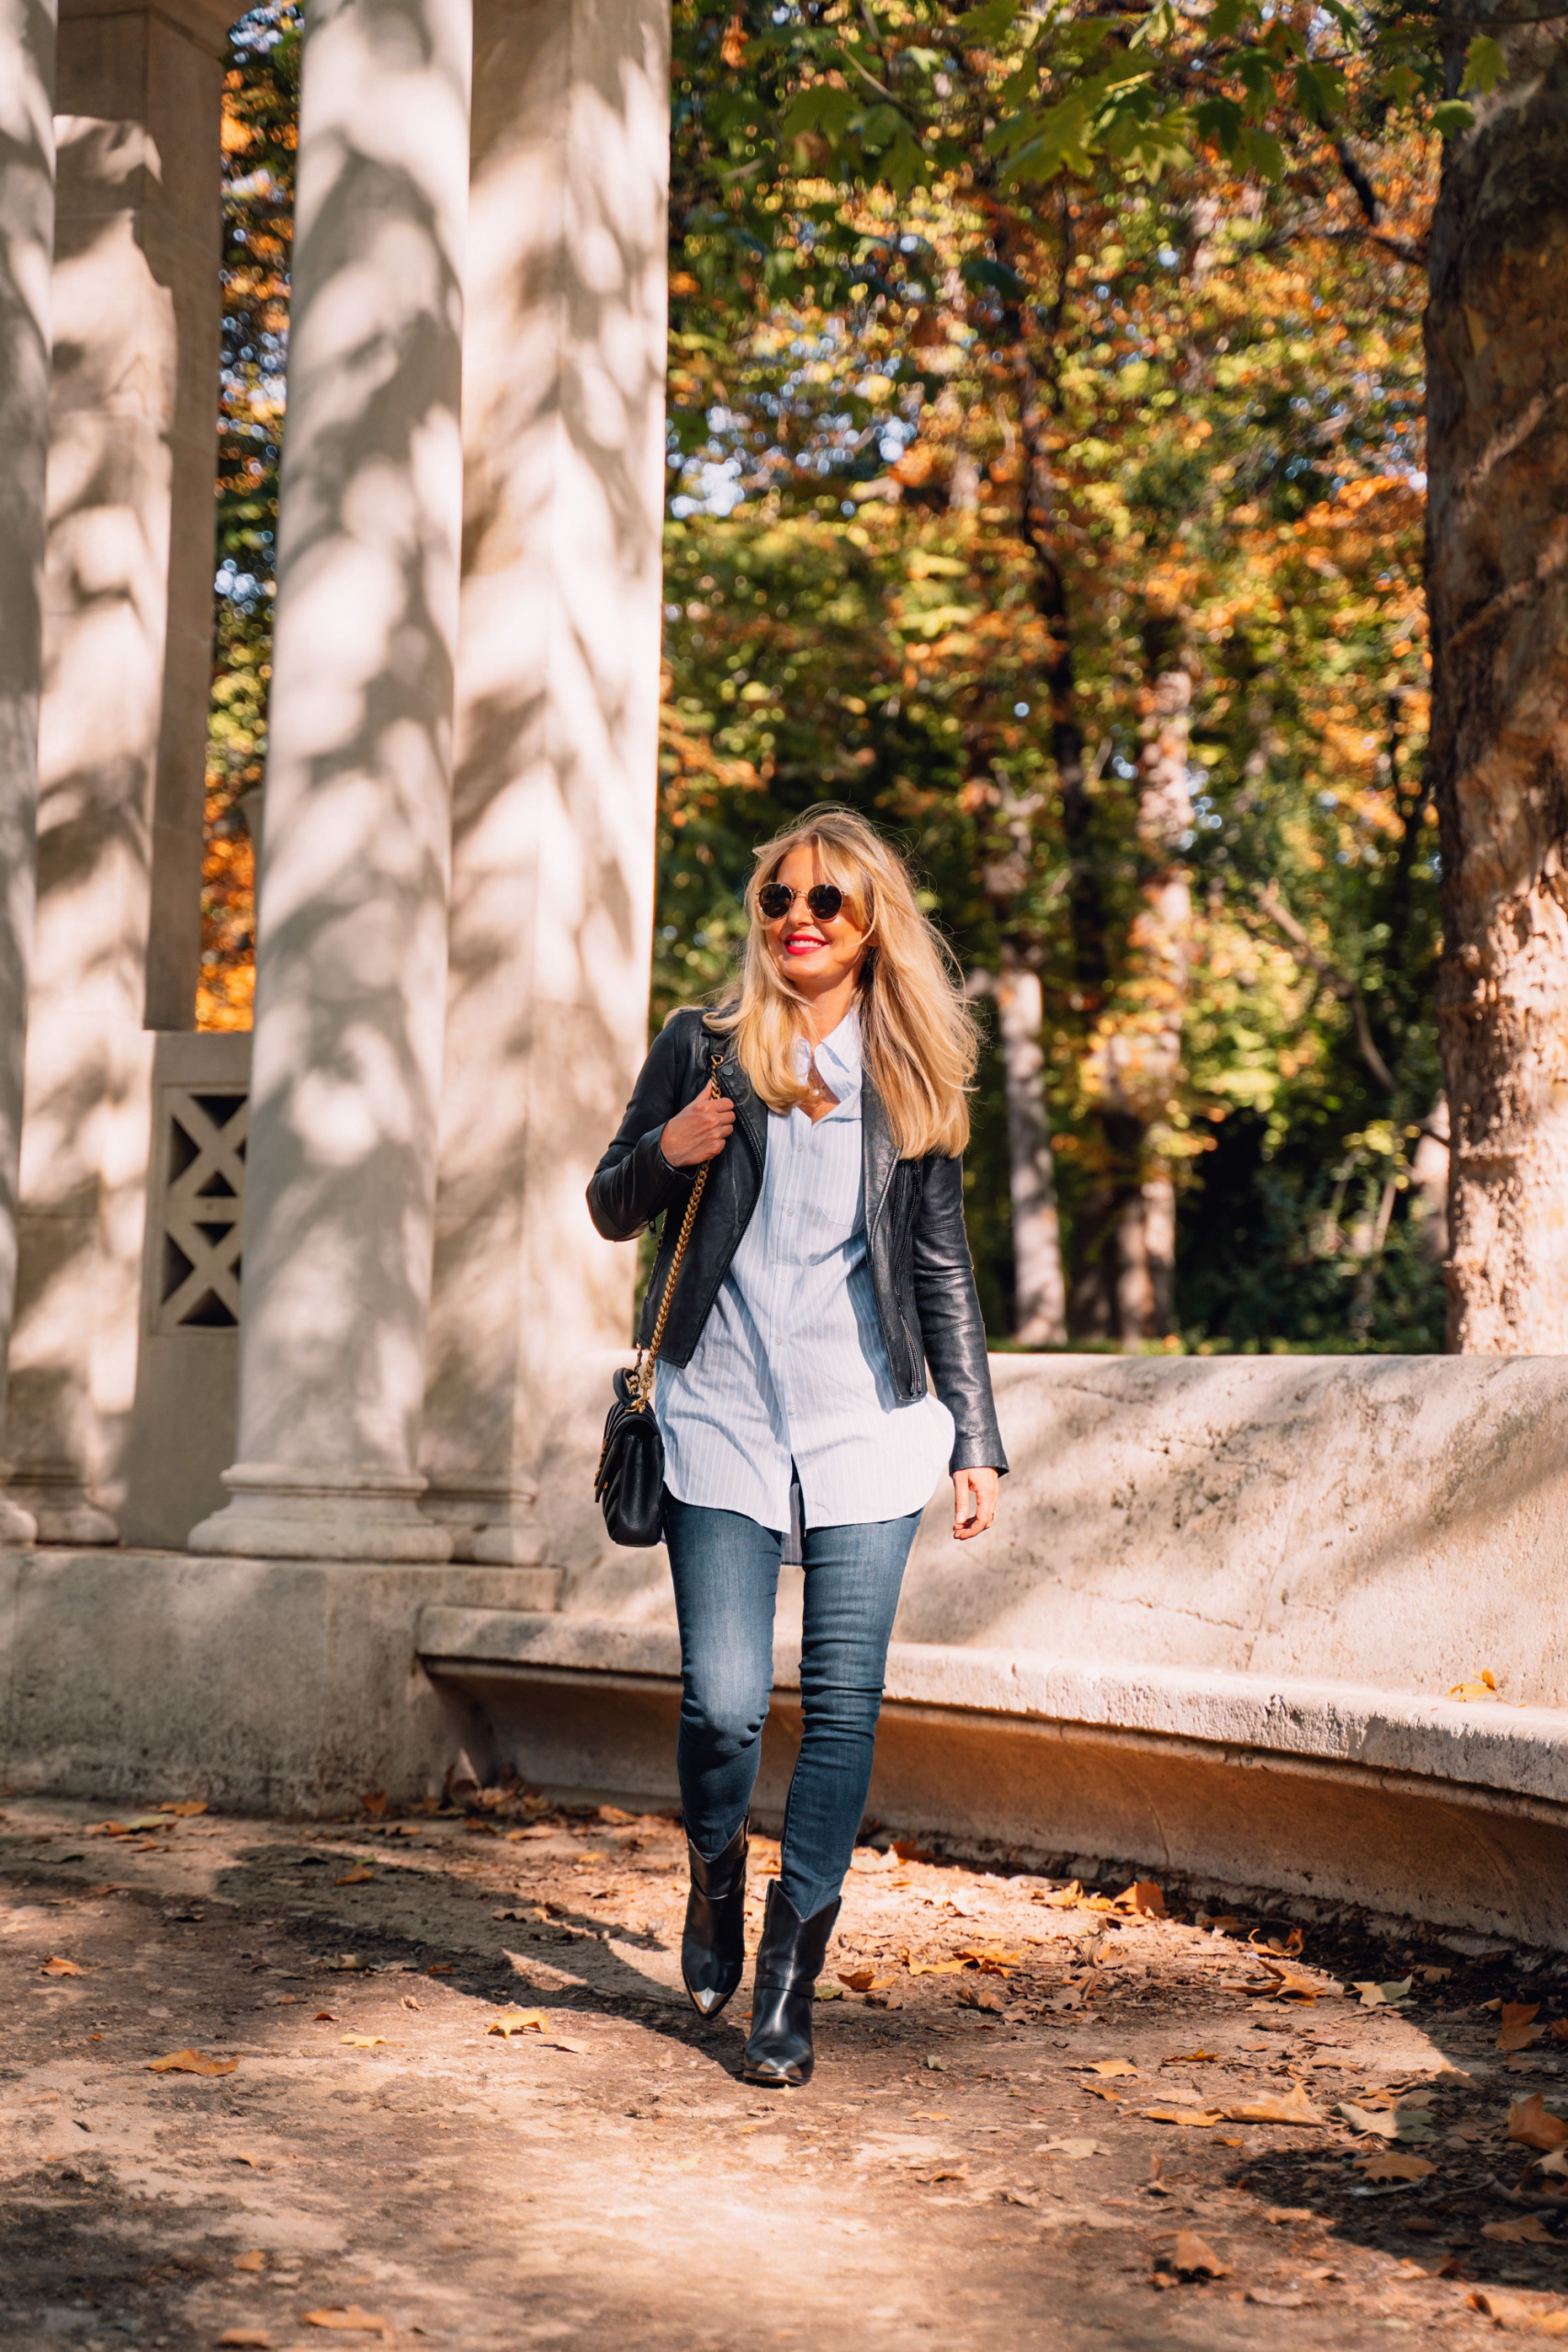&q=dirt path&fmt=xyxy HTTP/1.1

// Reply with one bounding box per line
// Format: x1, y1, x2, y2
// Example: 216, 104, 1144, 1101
4, 1789, 1567, 2349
